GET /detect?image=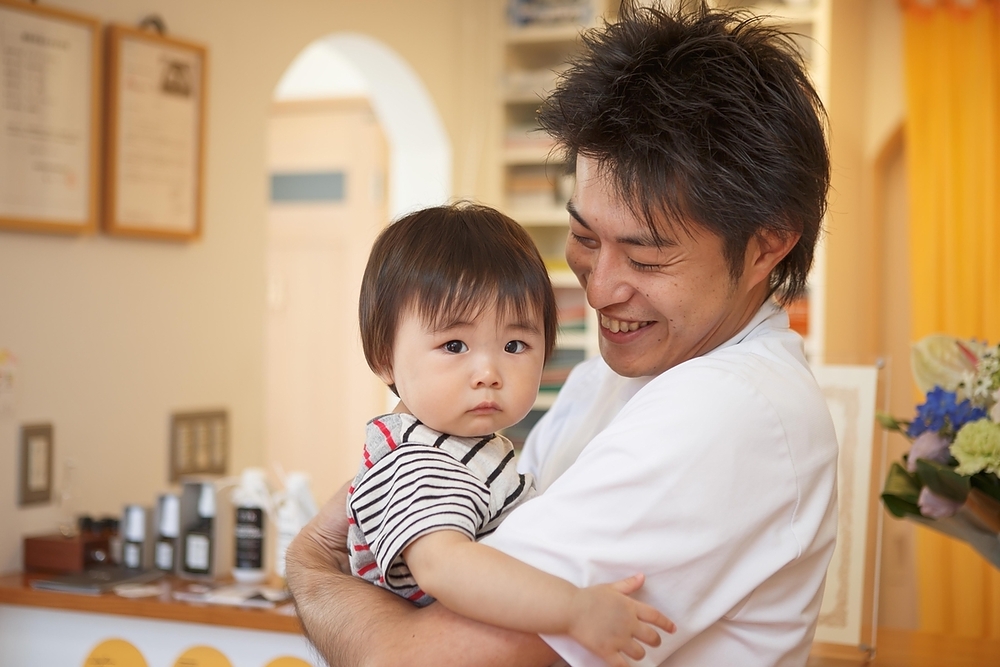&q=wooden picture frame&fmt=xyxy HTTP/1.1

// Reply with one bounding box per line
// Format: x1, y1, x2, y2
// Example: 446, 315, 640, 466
0, 0, 100, 235
19, 423, 53, 506
104, 24, 207, 241
810, 364, 884, 662
169, 409, 228, 482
